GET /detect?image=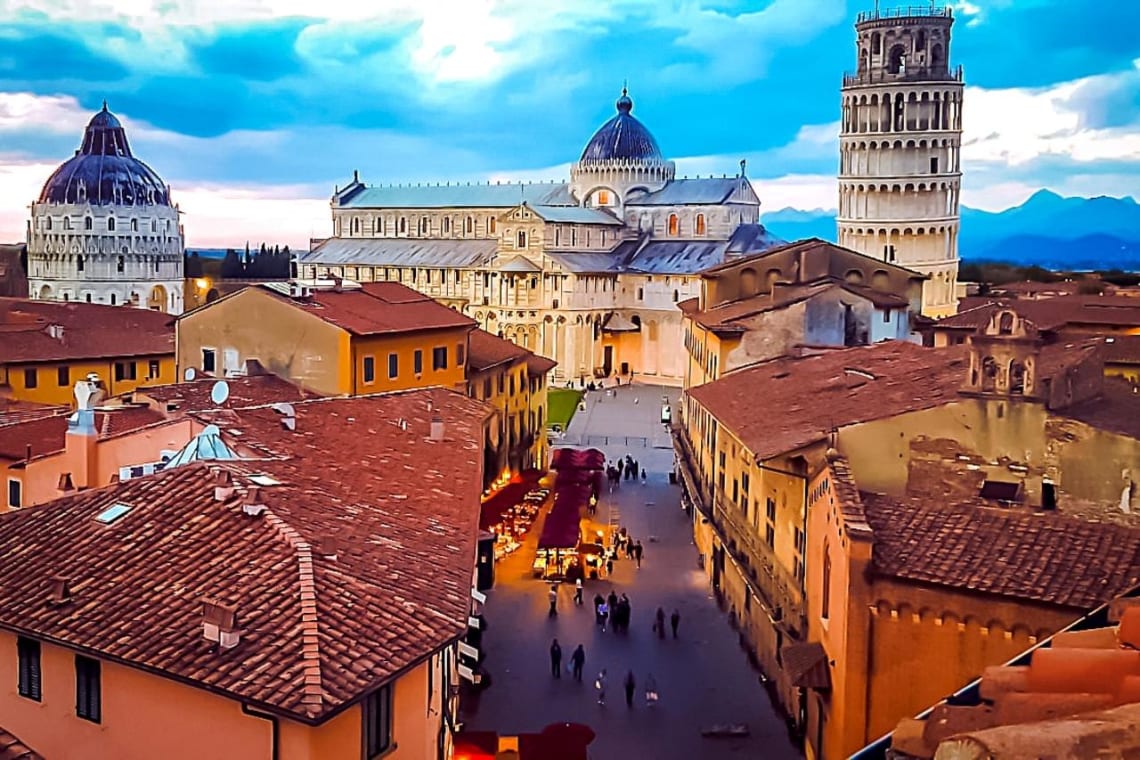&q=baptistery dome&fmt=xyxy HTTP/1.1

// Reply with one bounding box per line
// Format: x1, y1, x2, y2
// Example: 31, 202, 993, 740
38, 102, 171, 206
579, 88, 664, 163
